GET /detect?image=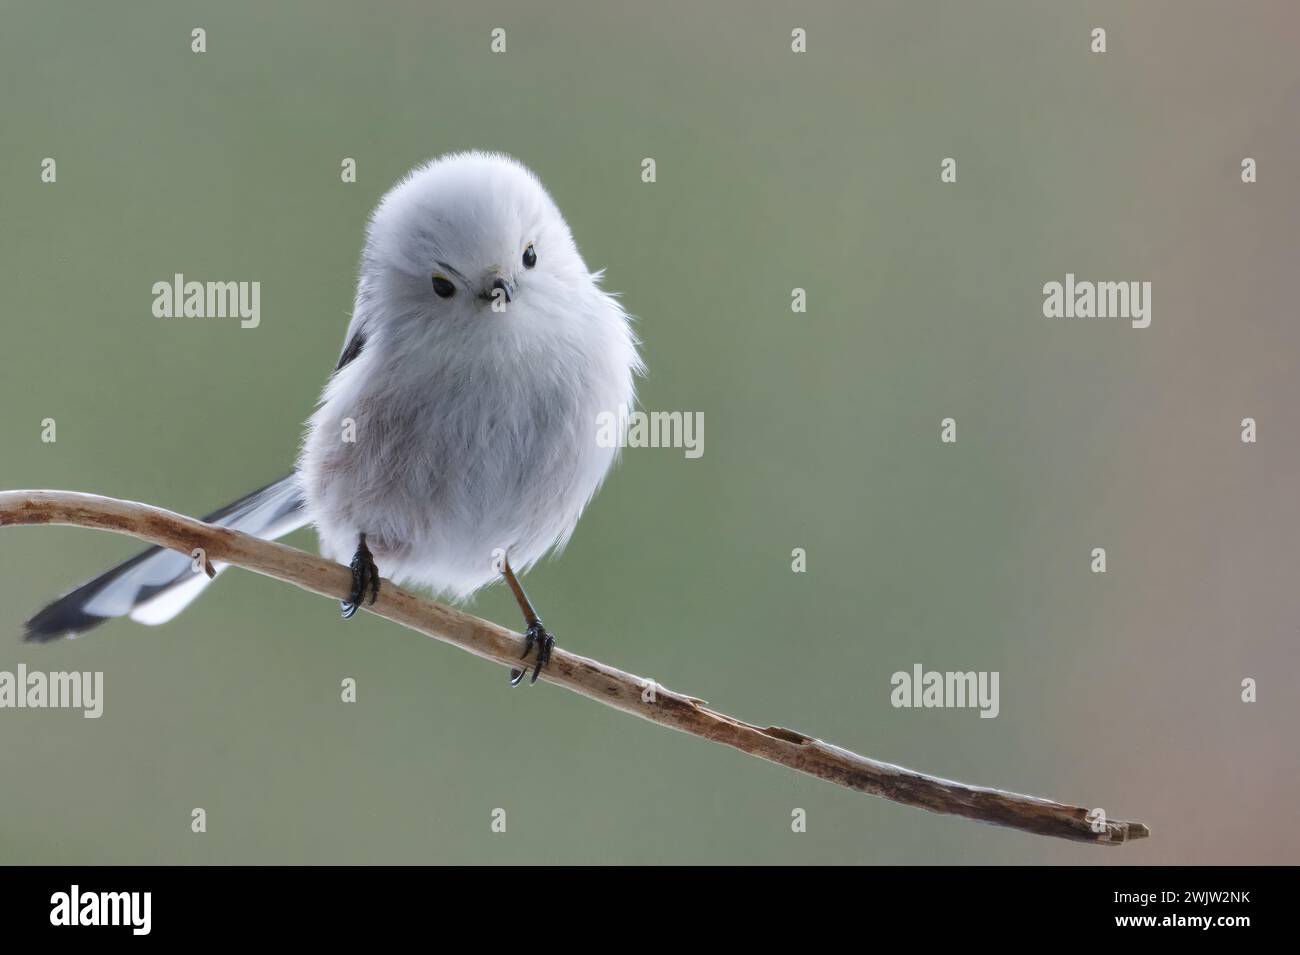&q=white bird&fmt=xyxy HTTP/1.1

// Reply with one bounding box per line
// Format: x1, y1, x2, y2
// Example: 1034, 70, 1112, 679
26, 151, 643, 685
